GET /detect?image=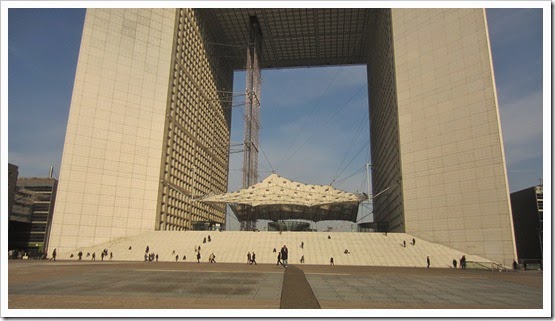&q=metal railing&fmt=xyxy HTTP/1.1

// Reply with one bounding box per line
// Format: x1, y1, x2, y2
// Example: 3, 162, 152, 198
466, 261, 510, 272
